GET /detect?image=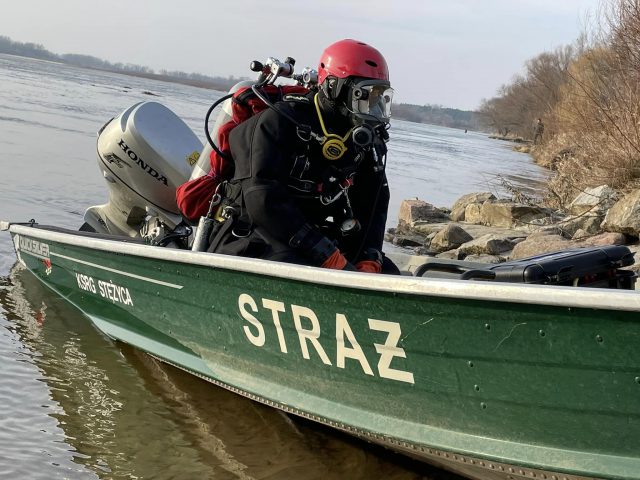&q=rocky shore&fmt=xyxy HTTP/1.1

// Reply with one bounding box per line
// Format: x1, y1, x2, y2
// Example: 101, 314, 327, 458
386, 185, 640, 276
